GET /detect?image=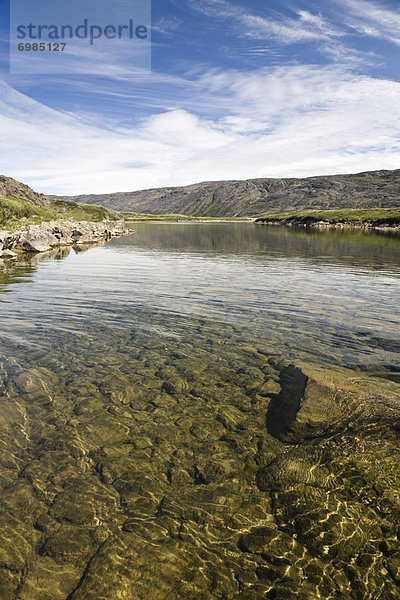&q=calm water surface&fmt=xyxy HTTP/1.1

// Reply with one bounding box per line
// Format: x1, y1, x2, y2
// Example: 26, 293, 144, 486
1, 223, 399, 373
1, 223, 400, 600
